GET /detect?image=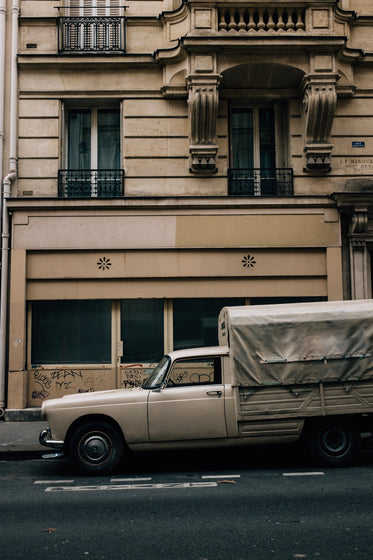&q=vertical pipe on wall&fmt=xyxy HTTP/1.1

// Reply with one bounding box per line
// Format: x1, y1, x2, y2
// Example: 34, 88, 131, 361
0, 0, 18, 413
0, 0, 5, 189
0, 0, 7, 415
